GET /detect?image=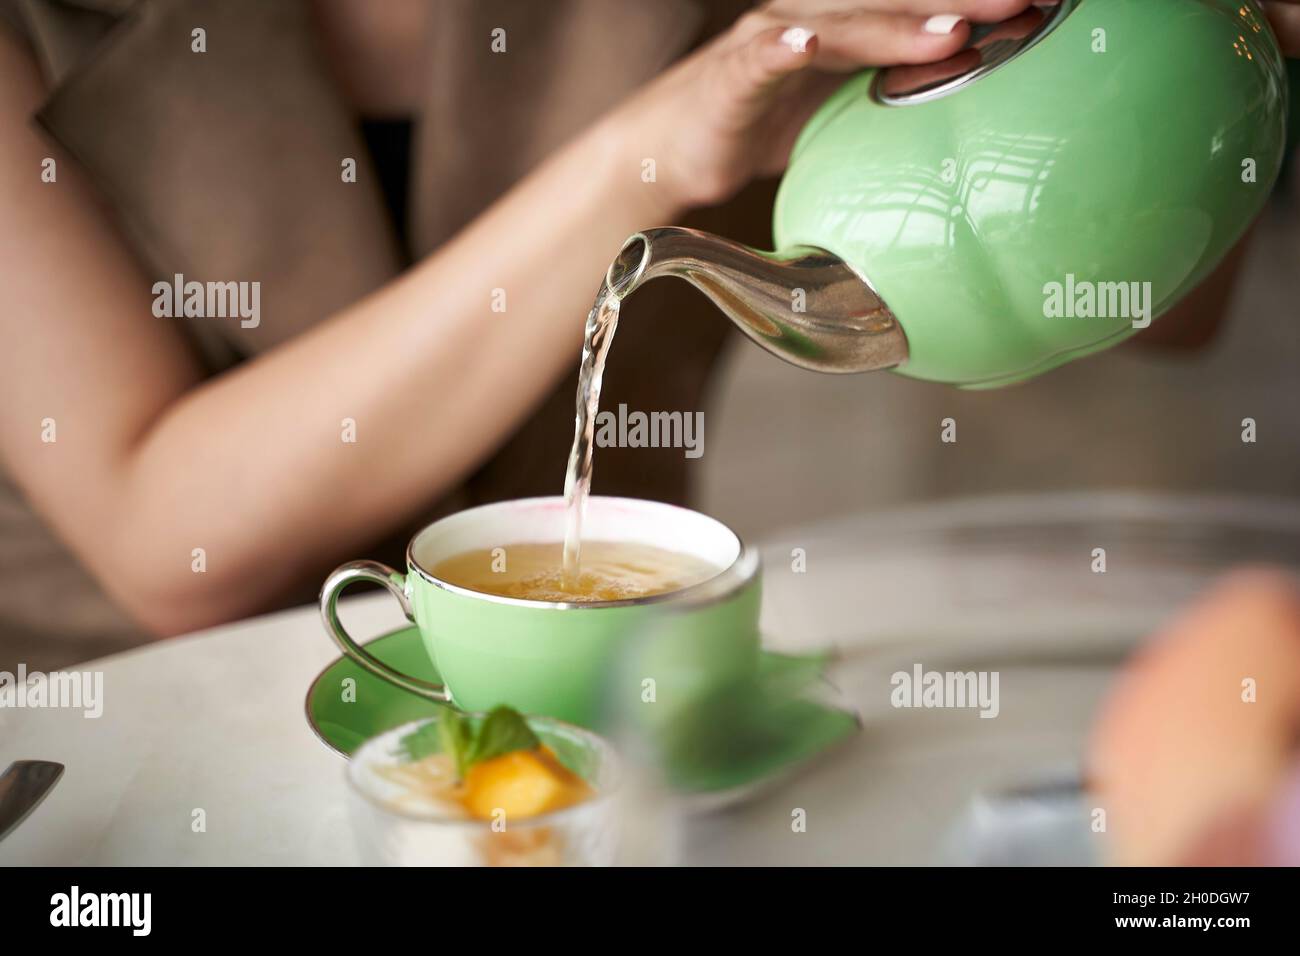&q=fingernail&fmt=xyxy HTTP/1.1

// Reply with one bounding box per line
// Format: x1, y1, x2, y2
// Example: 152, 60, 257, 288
923, 14, 965, 35
780, 26, 816, 54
